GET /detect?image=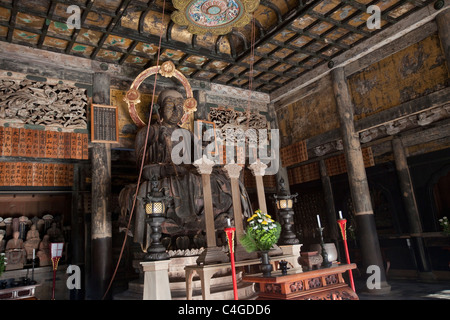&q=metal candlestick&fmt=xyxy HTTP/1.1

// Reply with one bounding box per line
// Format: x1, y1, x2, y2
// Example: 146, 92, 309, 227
31, 257, 36, 285
317, 227, 332, 268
